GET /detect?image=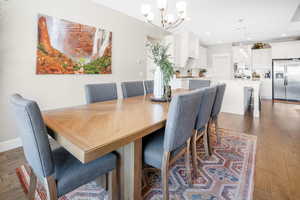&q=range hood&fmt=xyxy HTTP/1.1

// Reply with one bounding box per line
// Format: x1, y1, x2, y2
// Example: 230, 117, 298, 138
185, 57, 197, 68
